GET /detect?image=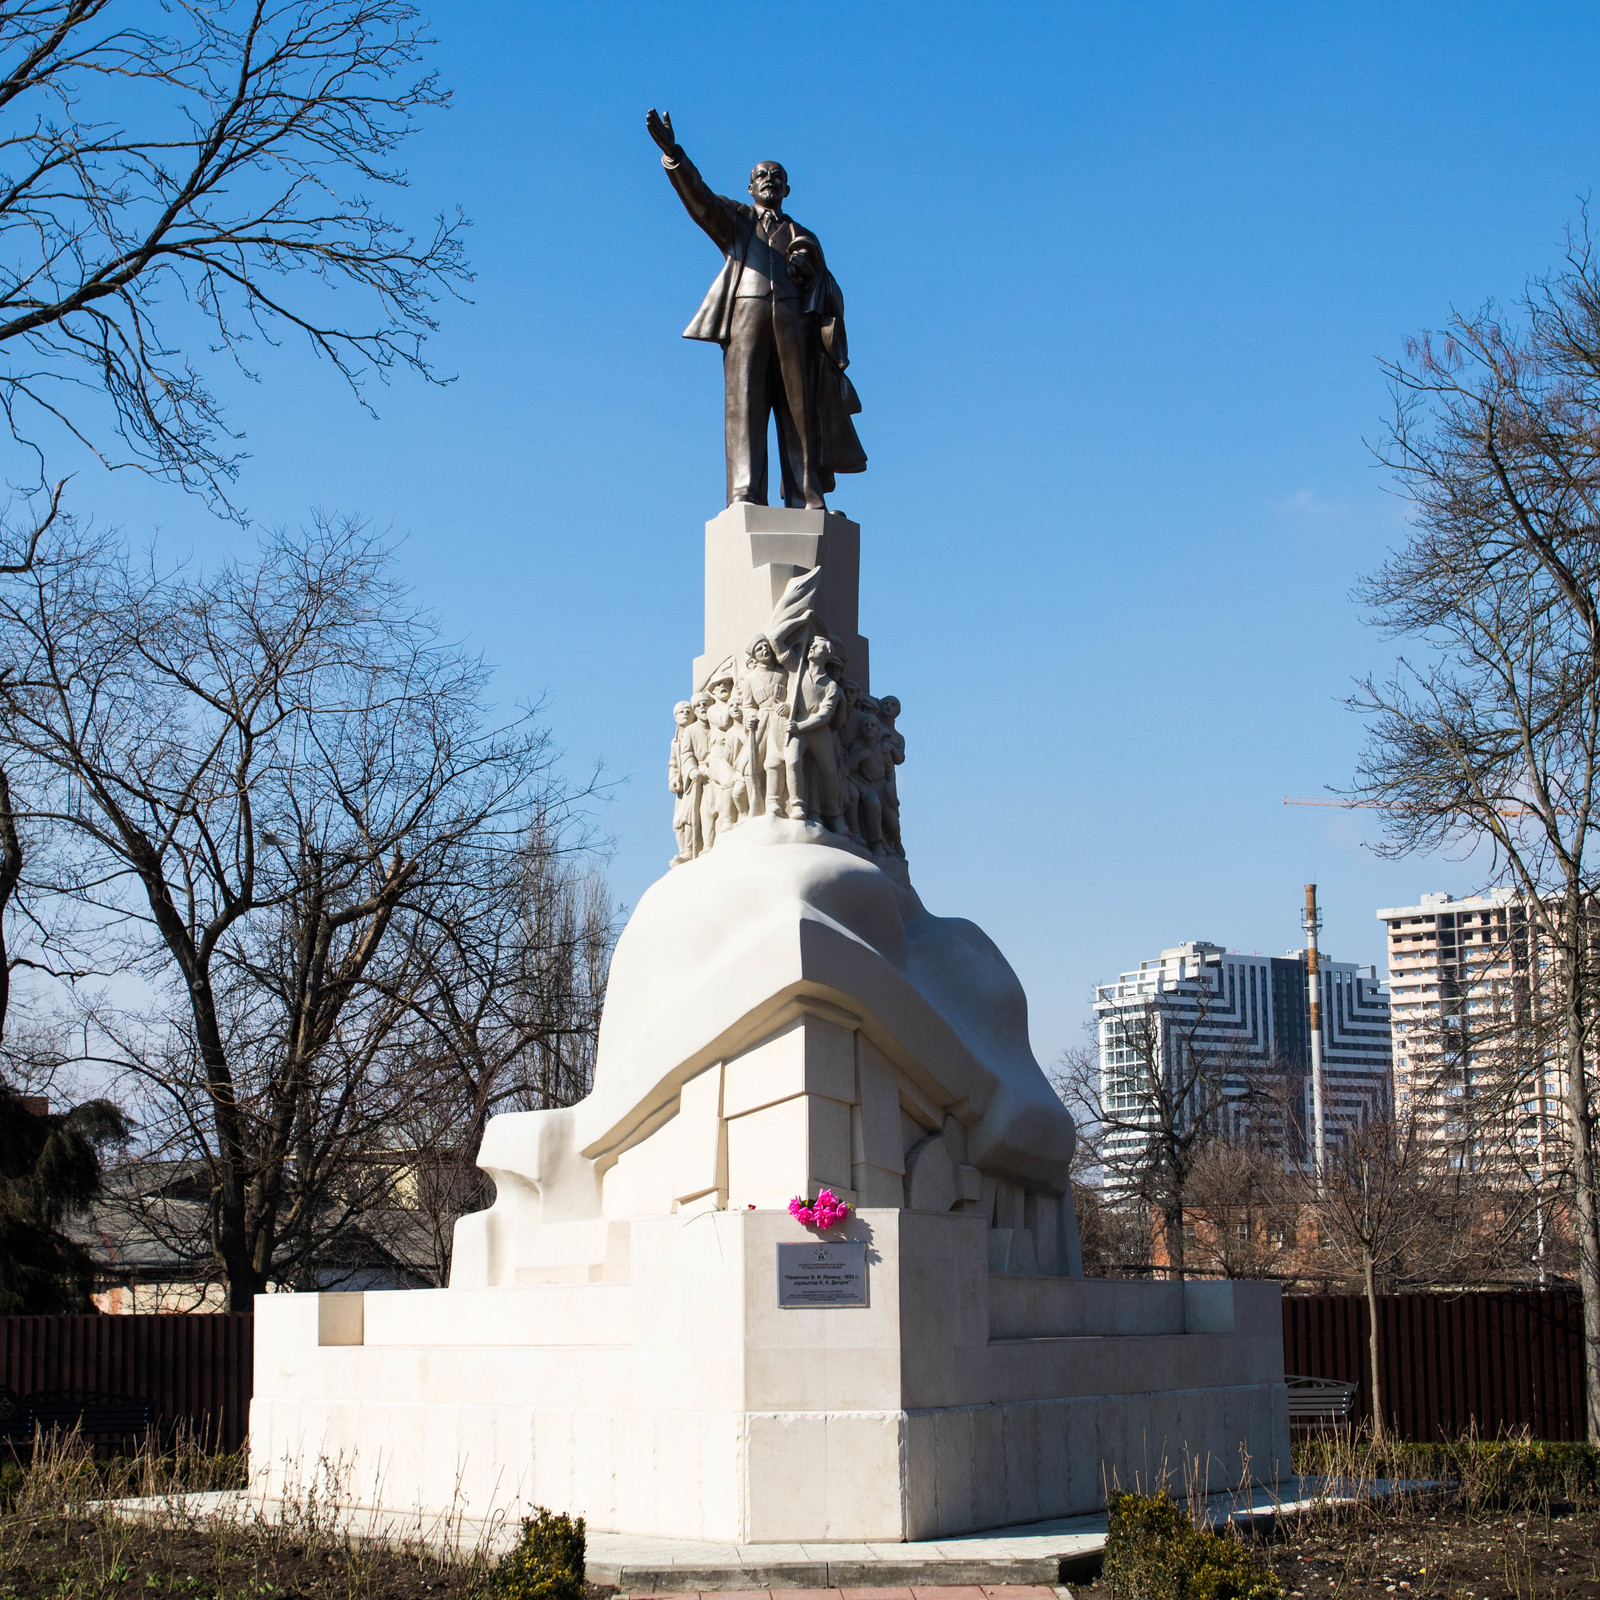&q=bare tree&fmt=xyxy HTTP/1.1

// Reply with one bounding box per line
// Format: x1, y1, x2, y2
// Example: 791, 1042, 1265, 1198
1071, 1180, 1154, 1278
1182, 1137, 1295, 1280
0, 758, 102, 1068
1298, 1112, 1443, 1434
1352, 222, 1600, 1435
0, 517, 586, 1308
386, 830, 617, 1285
0, 0, 467, 510
0, 0, 469, 1087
